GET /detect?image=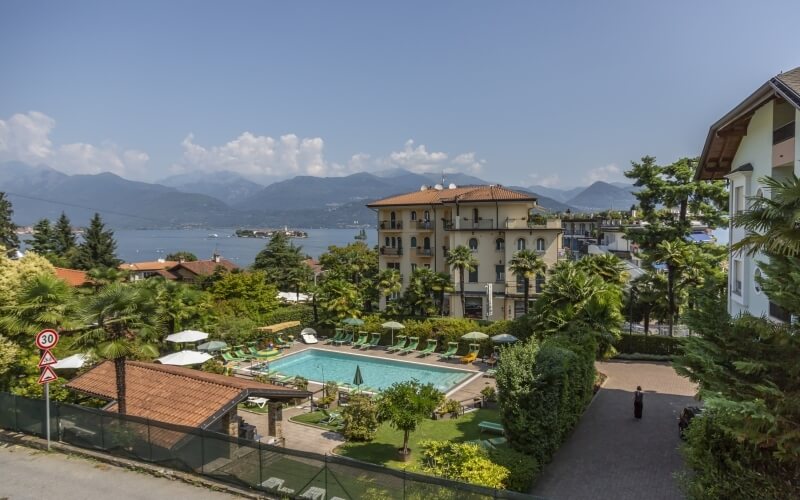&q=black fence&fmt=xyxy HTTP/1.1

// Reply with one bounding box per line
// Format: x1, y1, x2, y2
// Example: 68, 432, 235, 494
0, 392, 535, 499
